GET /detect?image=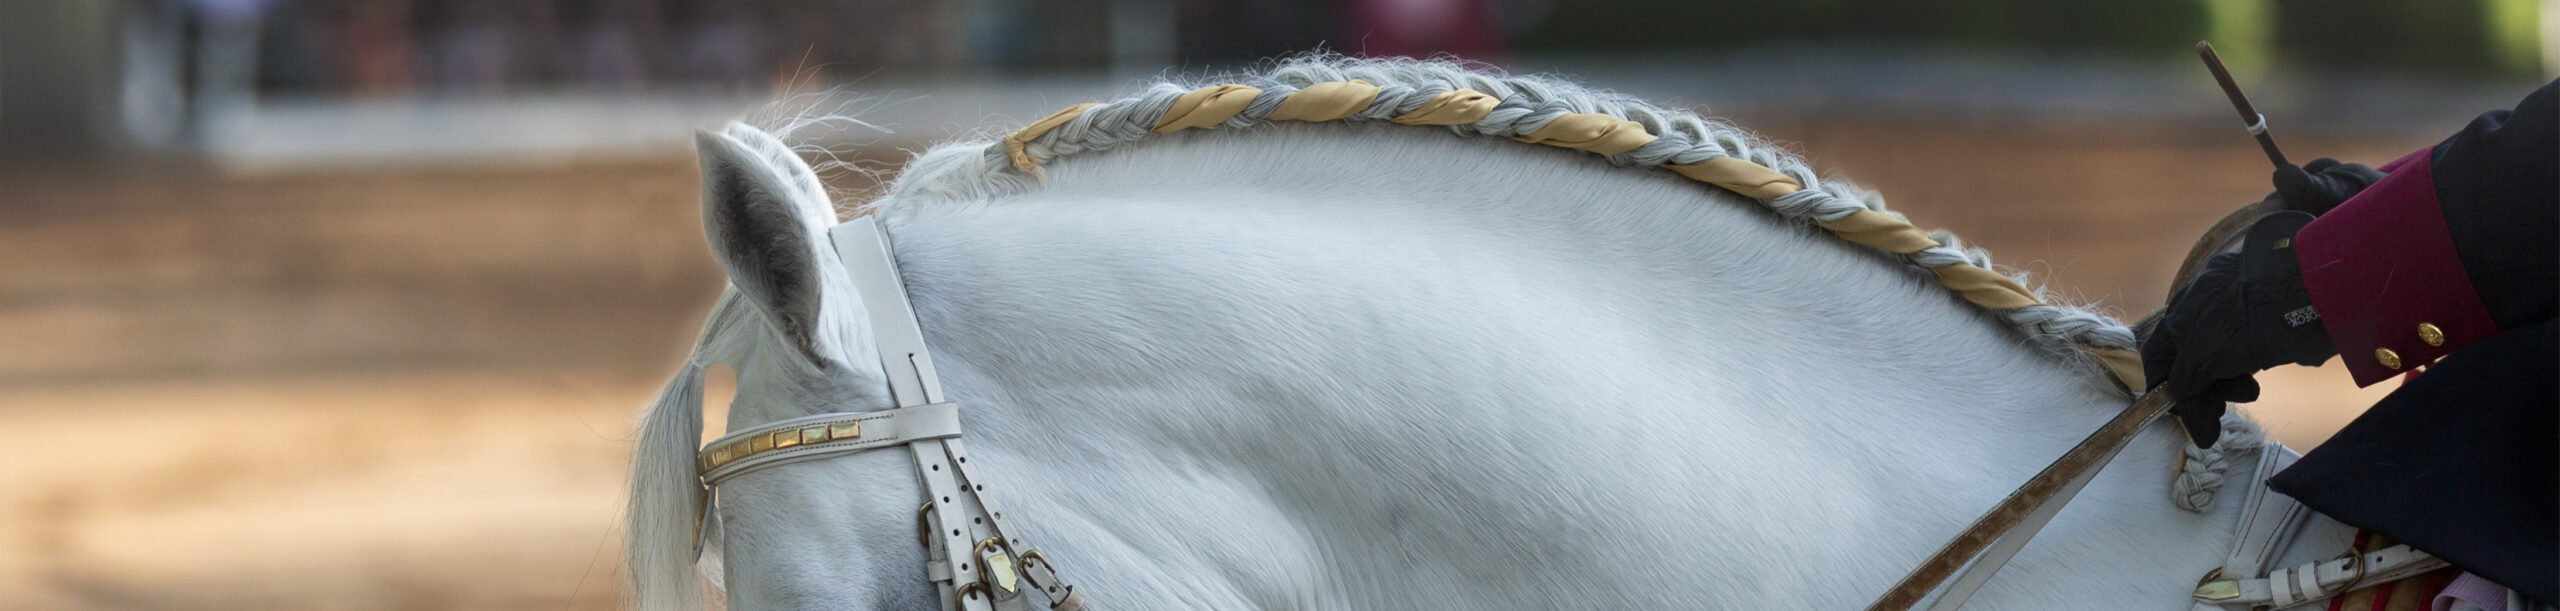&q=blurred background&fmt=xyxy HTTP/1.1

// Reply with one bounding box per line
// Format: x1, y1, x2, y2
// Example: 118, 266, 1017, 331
0, 0, 2550, 608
